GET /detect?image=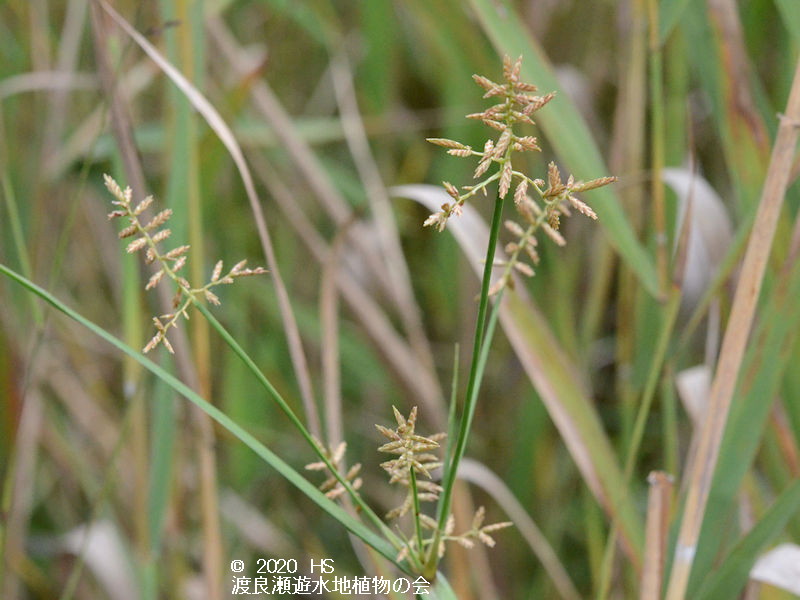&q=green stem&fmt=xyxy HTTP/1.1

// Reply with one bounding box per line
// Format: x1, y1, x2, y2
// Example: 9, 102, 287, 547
425, 191, 506, 577
410, 468, 424, 561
